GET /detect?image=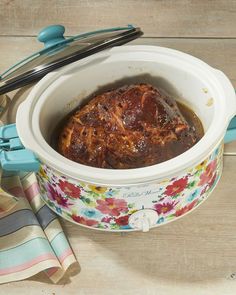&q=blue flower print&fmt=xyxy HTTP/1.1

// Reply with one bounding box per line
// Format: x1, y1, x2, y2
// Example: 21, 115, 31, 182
157, 217, 165, 224
105, 189, 117, 198
55, 206, 62, 214
187, 188, 201, 202
80, 208, 102, 219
